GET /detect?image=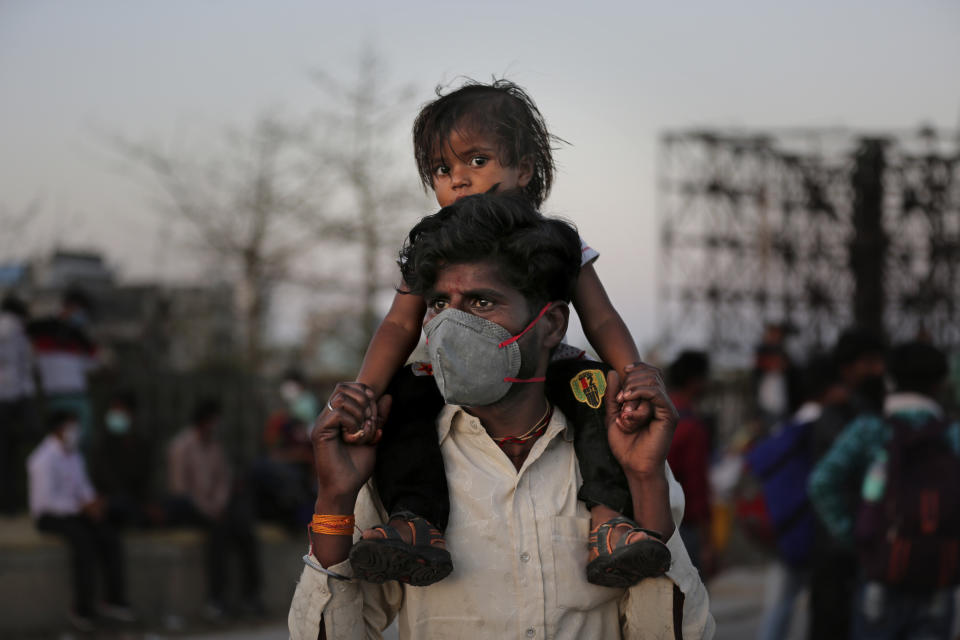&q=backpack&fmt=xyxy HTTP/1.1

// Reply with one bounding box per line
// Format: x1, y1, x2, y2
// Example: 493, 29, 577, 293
854, 414, 960, 592
744, 416, 816, 567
